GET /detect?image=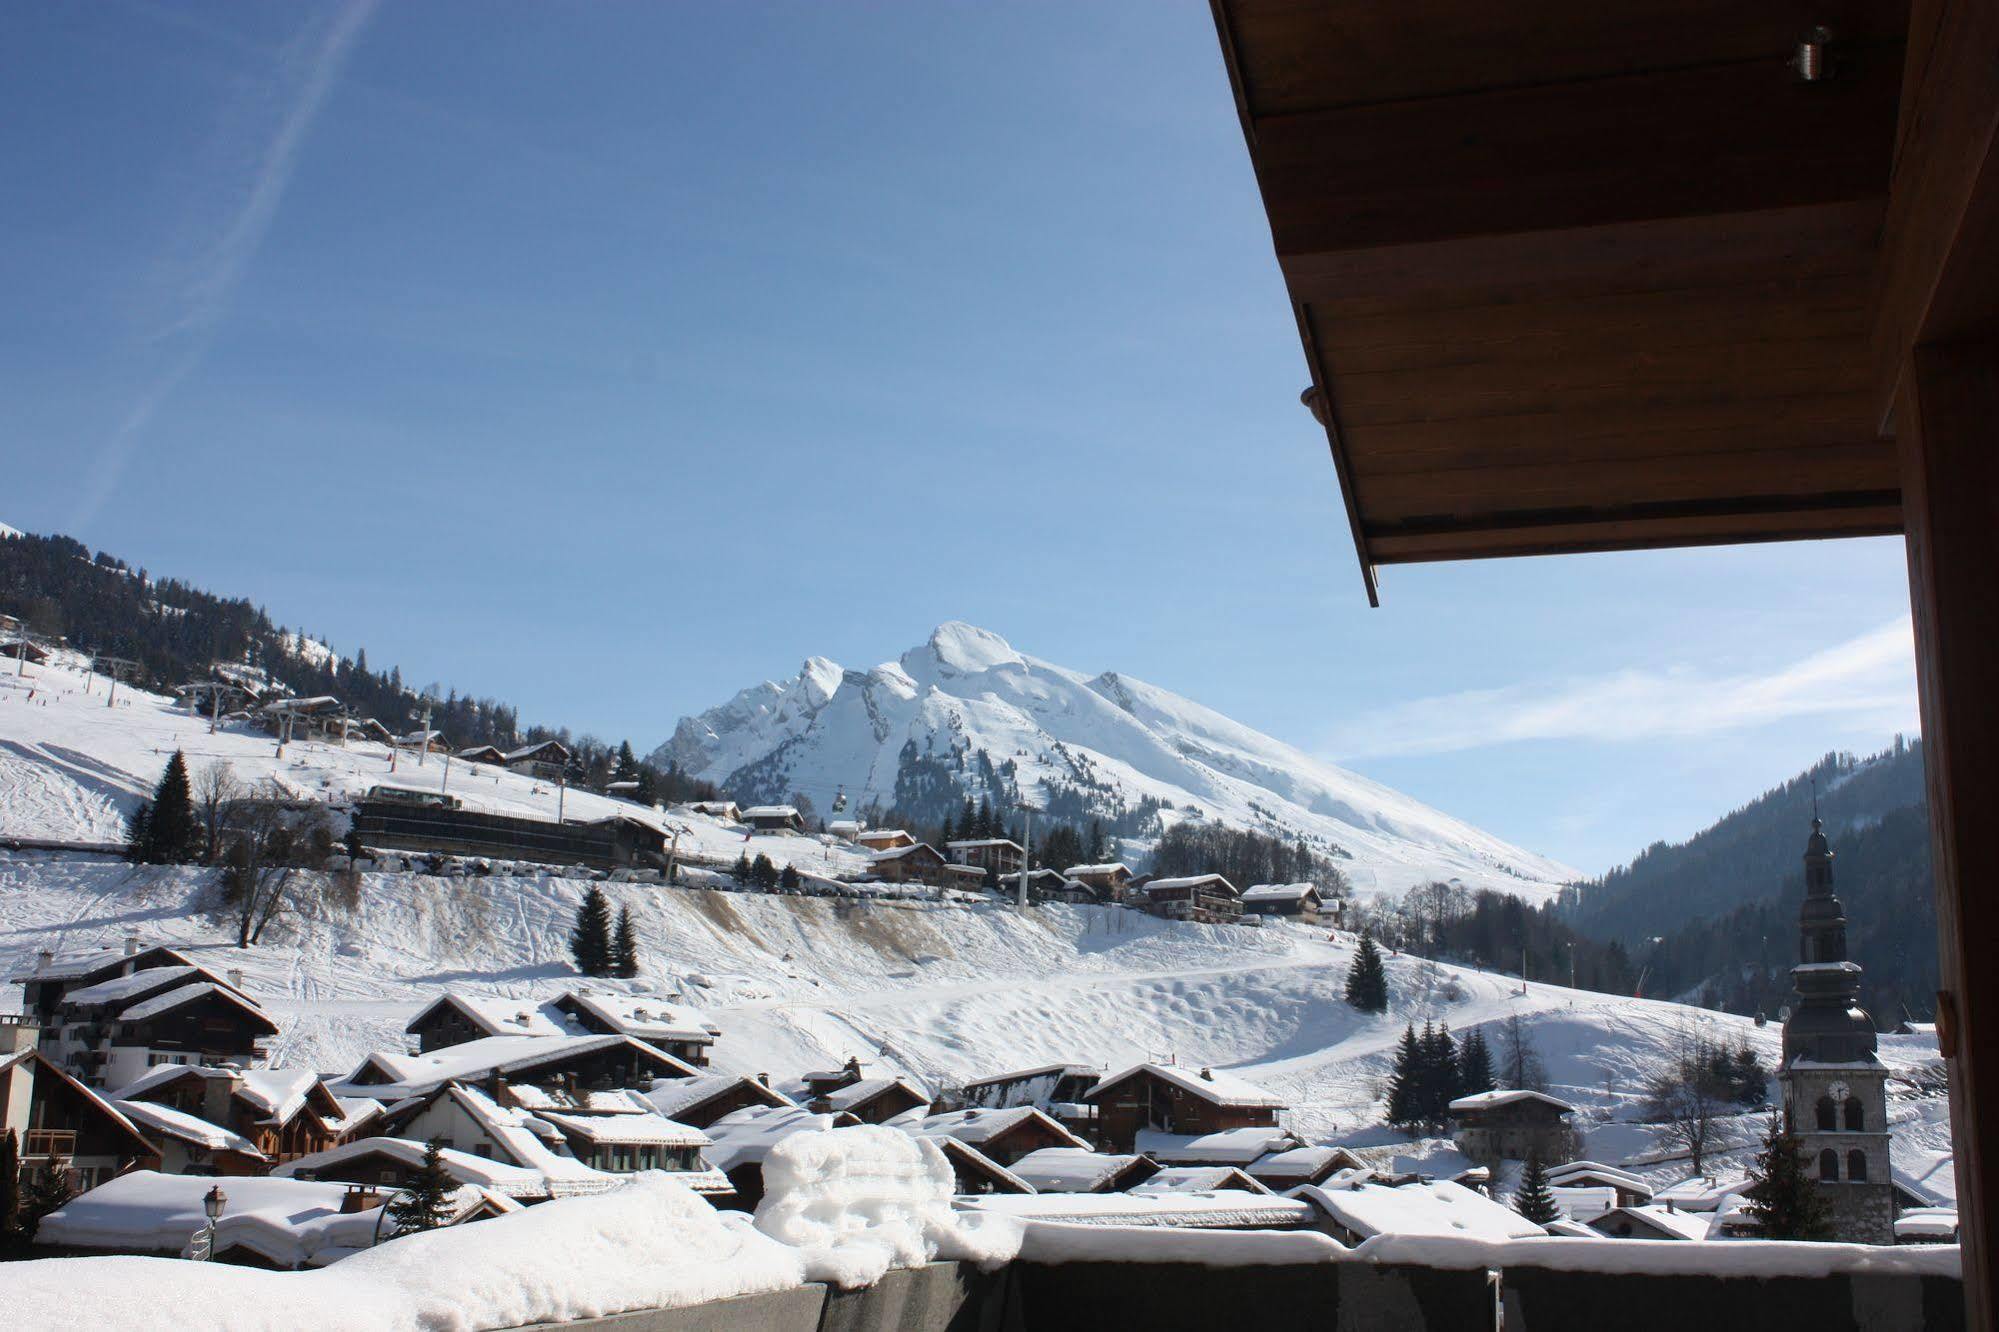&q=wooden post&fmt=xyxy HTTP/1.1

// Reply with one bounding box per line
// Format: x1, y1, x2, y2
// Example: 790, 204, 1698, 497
1899, 338, 1999, 1331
